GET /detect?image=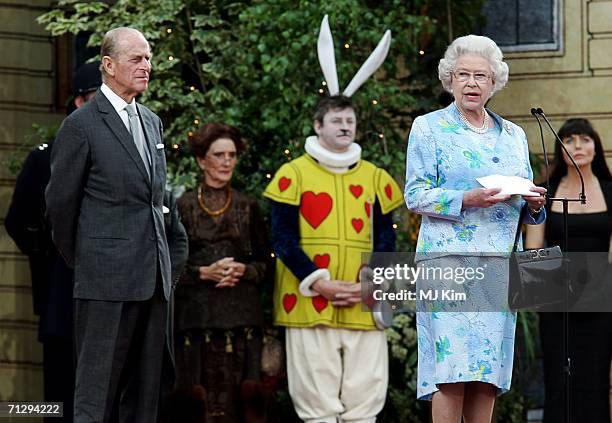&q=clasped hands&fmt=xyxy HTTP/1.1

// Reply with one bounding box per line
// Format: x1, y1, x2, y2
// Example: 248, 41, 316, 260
463, 186, 547, 211
311, 279, 363, 307
199, 257, 246, 288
